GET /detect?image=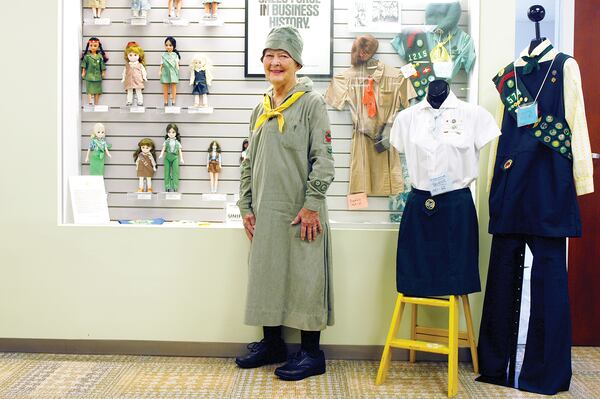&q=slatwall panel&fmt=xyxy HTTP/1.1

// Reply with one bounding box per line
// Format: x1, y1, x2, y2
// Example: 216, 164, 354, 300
80, 0, 471, 224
